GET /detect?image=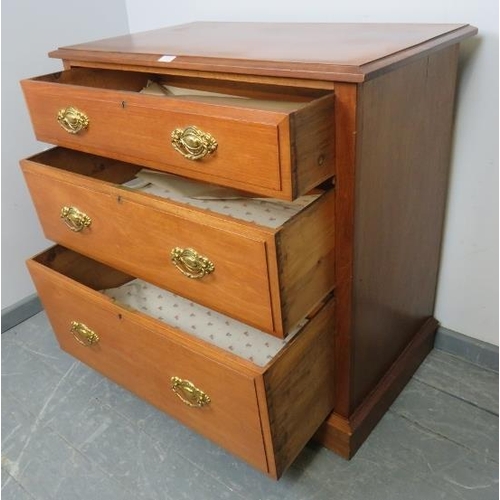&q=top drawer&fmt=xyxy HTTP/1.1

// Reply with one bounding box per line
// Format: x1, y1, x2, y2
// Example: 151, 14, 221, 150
21, 68, 335, 200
